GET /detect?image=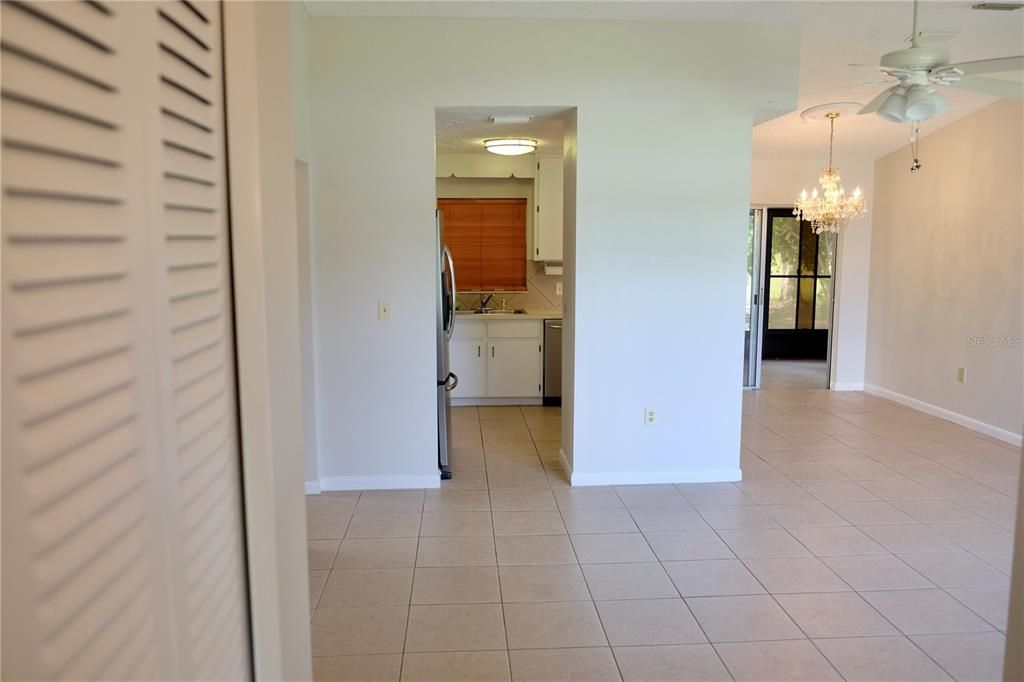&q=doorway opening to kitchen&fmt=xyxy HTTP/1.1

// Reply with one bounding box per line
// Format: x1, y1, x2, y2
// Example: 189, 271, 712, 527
434, 106, 571, 486
744, 207, 837, 390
